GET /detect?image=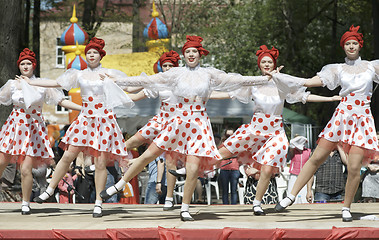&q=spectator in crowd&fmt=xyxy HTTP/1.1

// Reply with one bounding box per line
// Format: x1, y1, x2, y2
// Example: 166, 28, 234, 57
145, 154, 167, 204
312, 145, 348, 202
219, 129, 240, 205
243, 164, 279, 204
